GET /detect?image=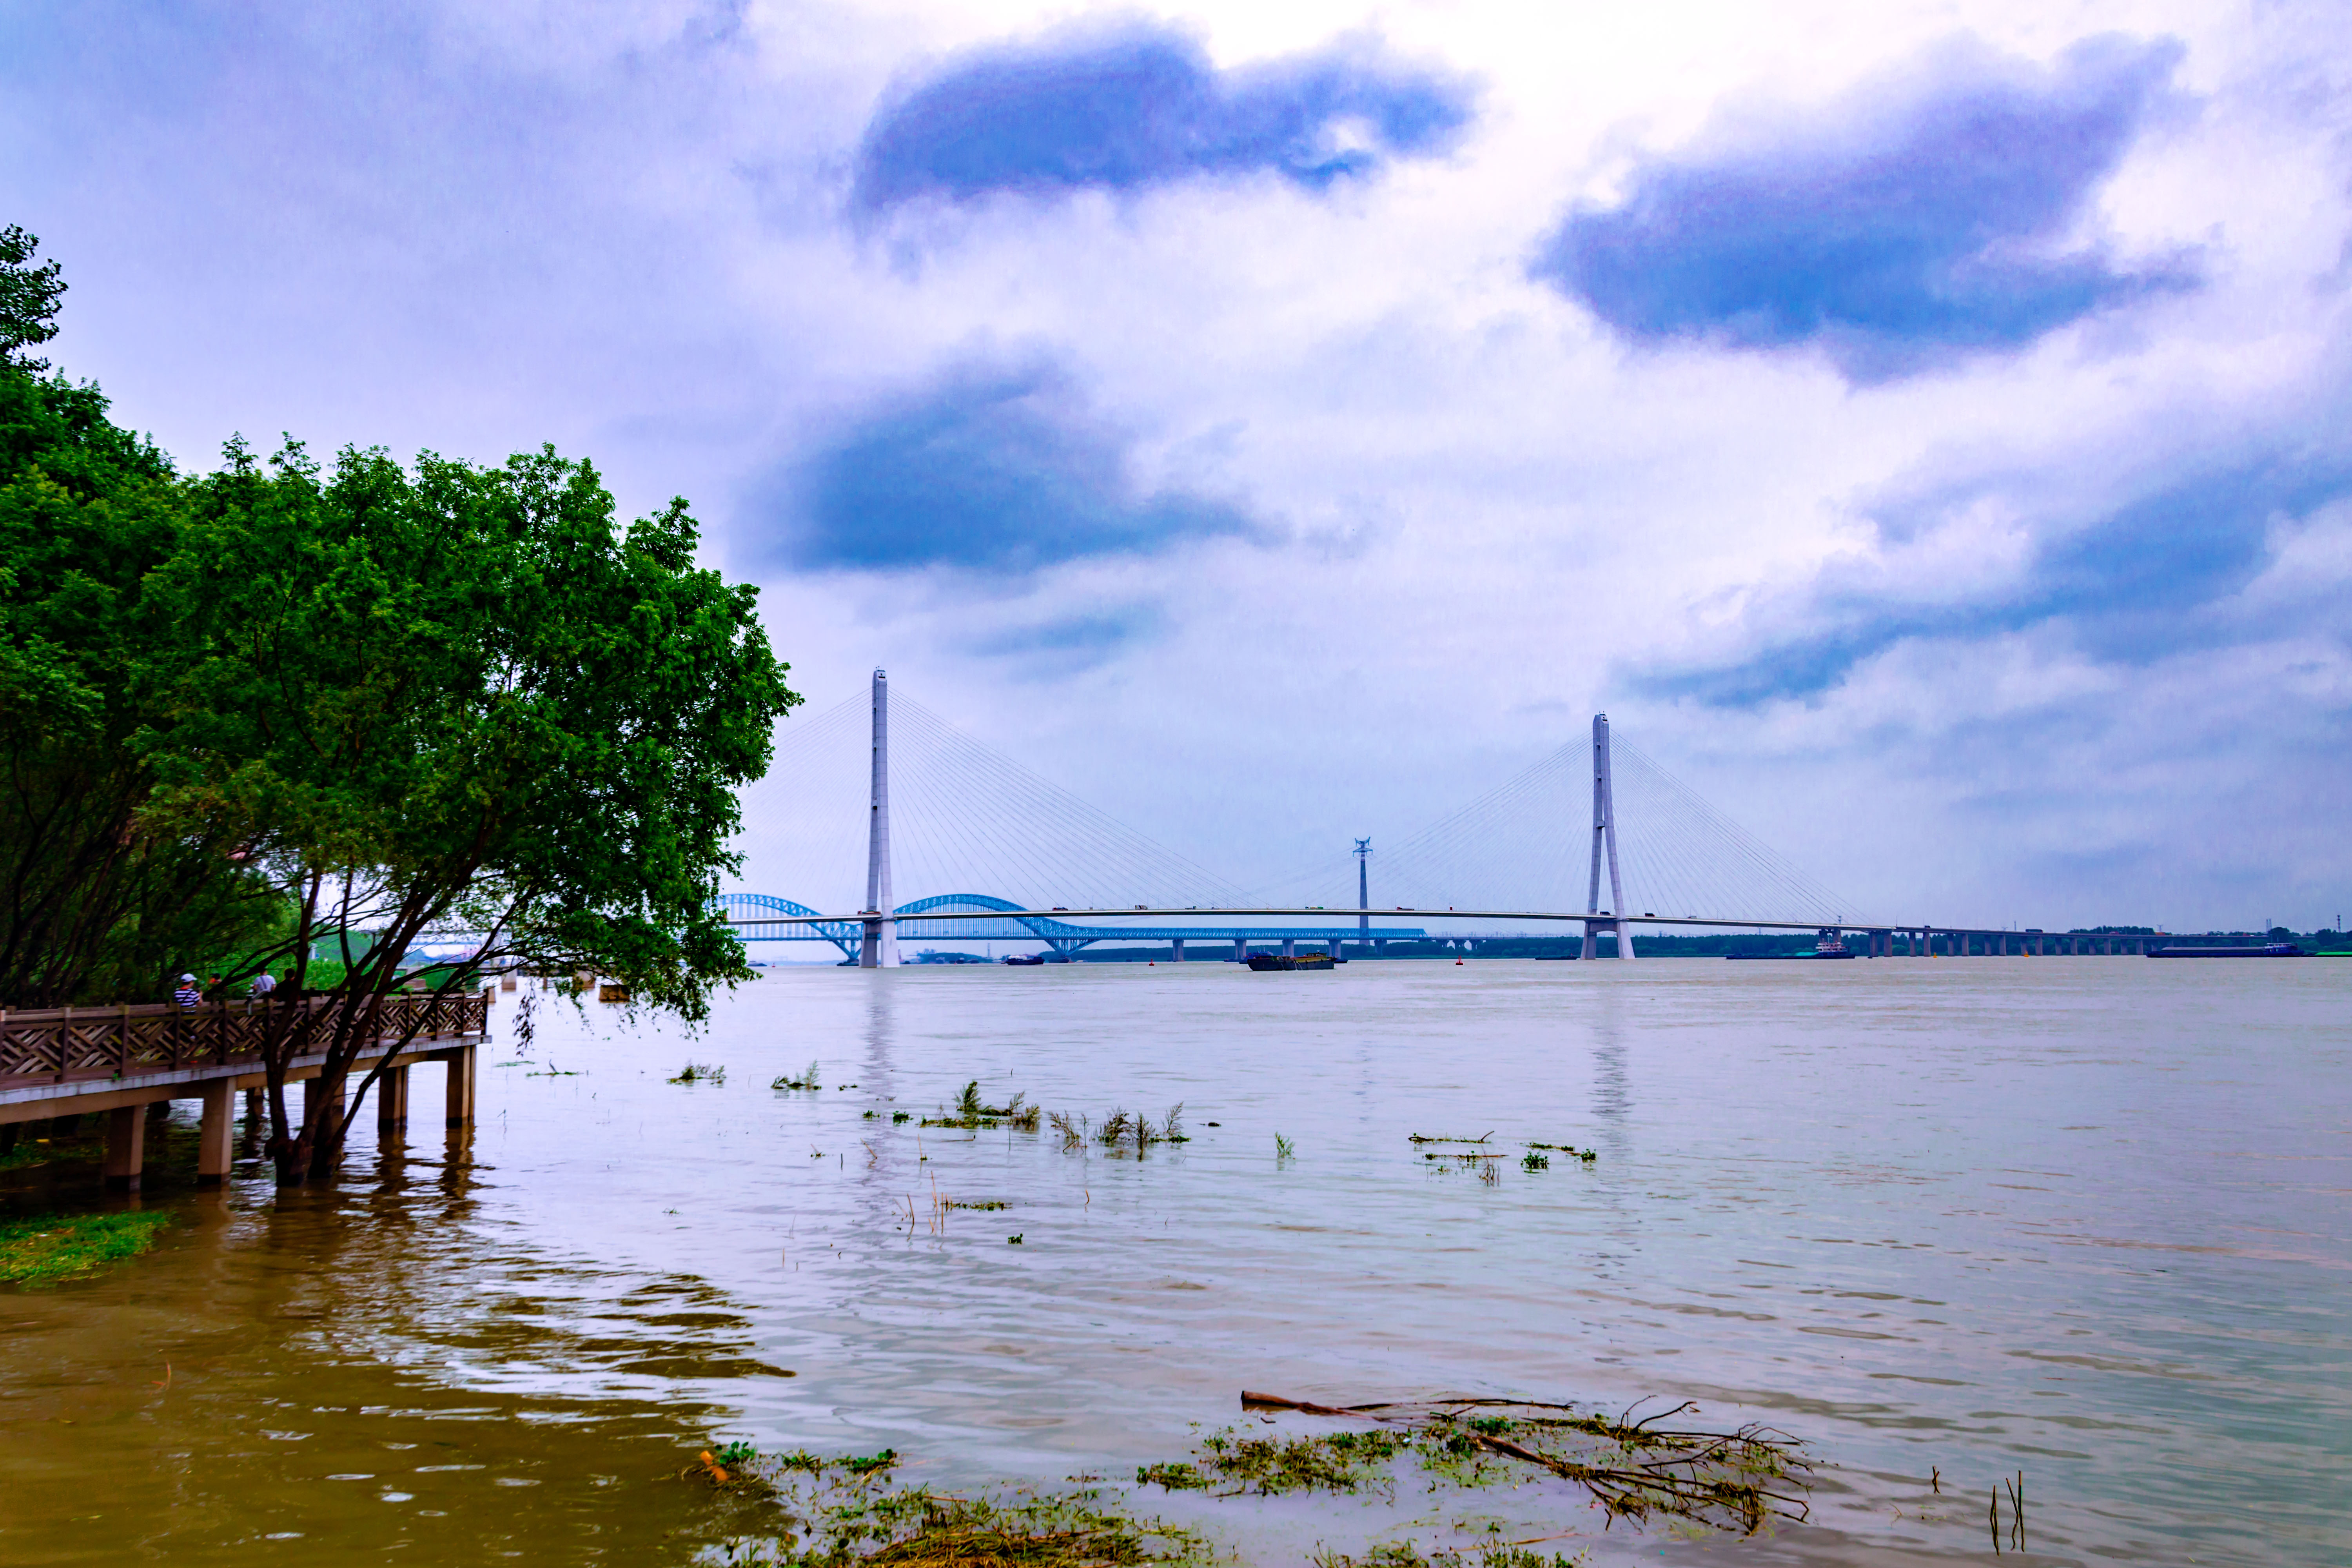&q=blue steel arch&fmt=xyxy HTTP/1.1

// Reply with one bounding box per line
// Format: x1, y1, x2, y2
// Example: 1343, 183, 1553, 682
891, 893, 1102, 955
722, 891, 1425, 961
715, 892, 864, 959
